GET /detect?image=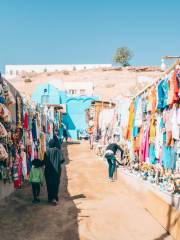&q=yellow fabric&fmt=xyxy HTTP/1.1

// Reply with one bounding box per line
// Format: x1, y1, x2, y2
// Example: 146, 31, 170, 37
149, 117, 156, 144
39, 133, 46, 160
126, 102, 134, 140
